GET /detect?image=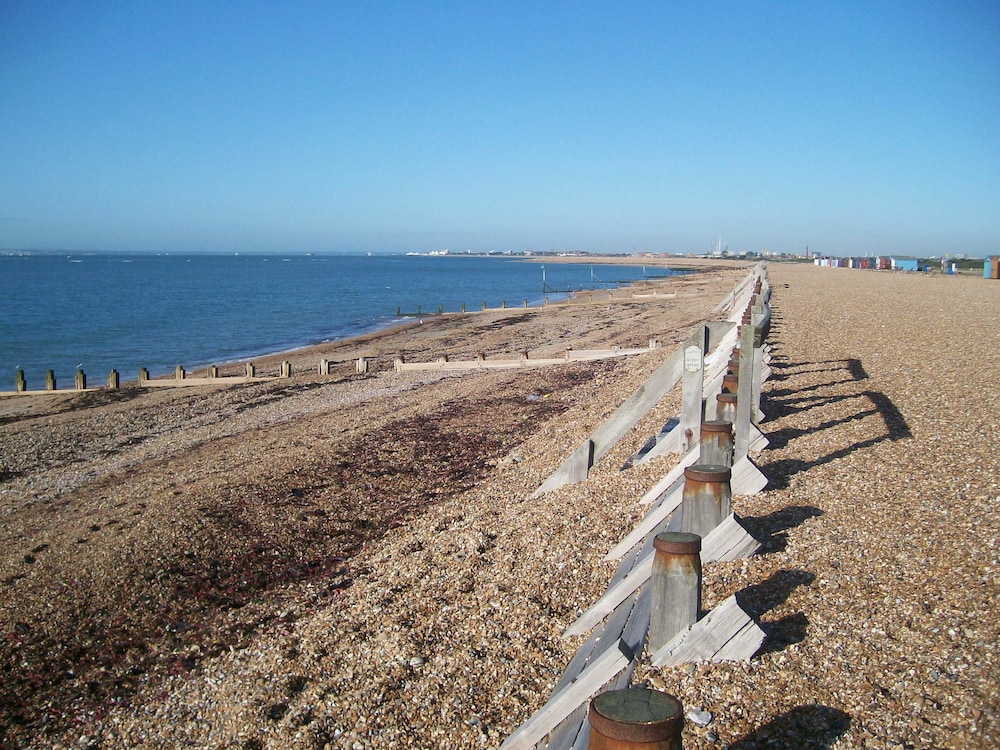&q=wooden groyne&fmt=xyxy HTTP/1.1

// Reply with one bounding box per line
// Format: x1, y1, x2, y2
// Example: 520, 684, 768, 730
502, 263, 774, 749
